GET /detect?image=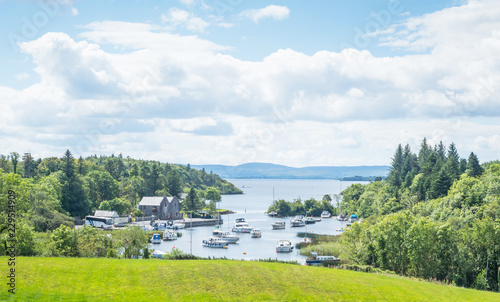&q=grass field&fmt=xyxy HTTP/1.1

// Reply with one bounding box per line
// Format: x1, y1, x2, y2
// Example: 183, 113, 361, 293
1, 257, 499, 301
